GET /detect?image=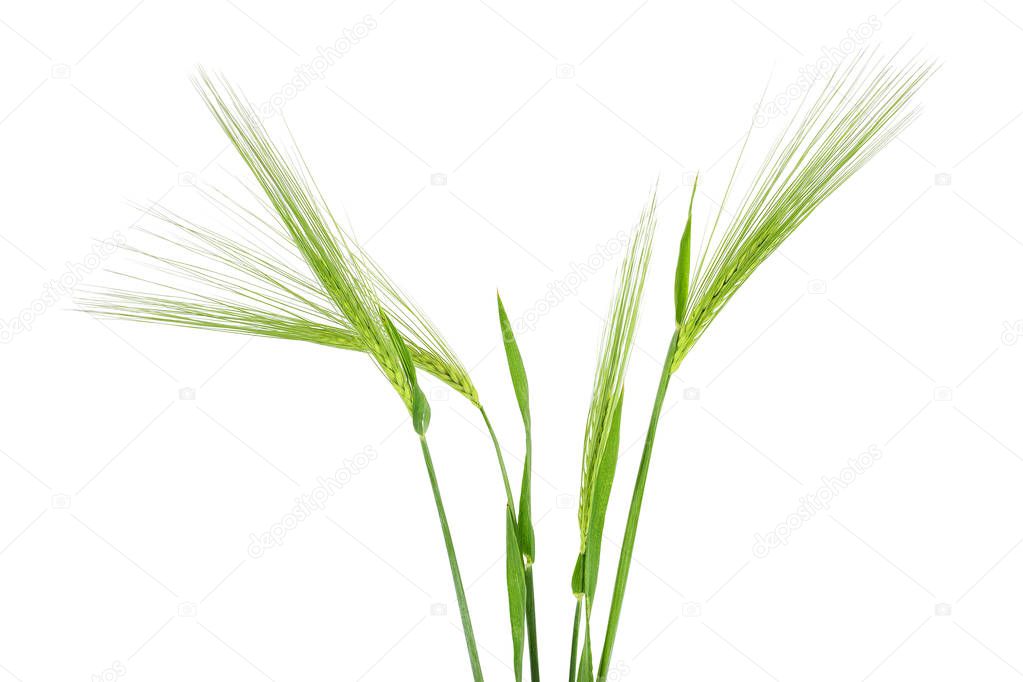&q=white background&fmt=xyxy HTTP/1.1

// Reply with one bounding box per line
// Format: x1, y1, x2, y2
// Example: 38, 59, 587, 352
2, 1, 1022, 680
